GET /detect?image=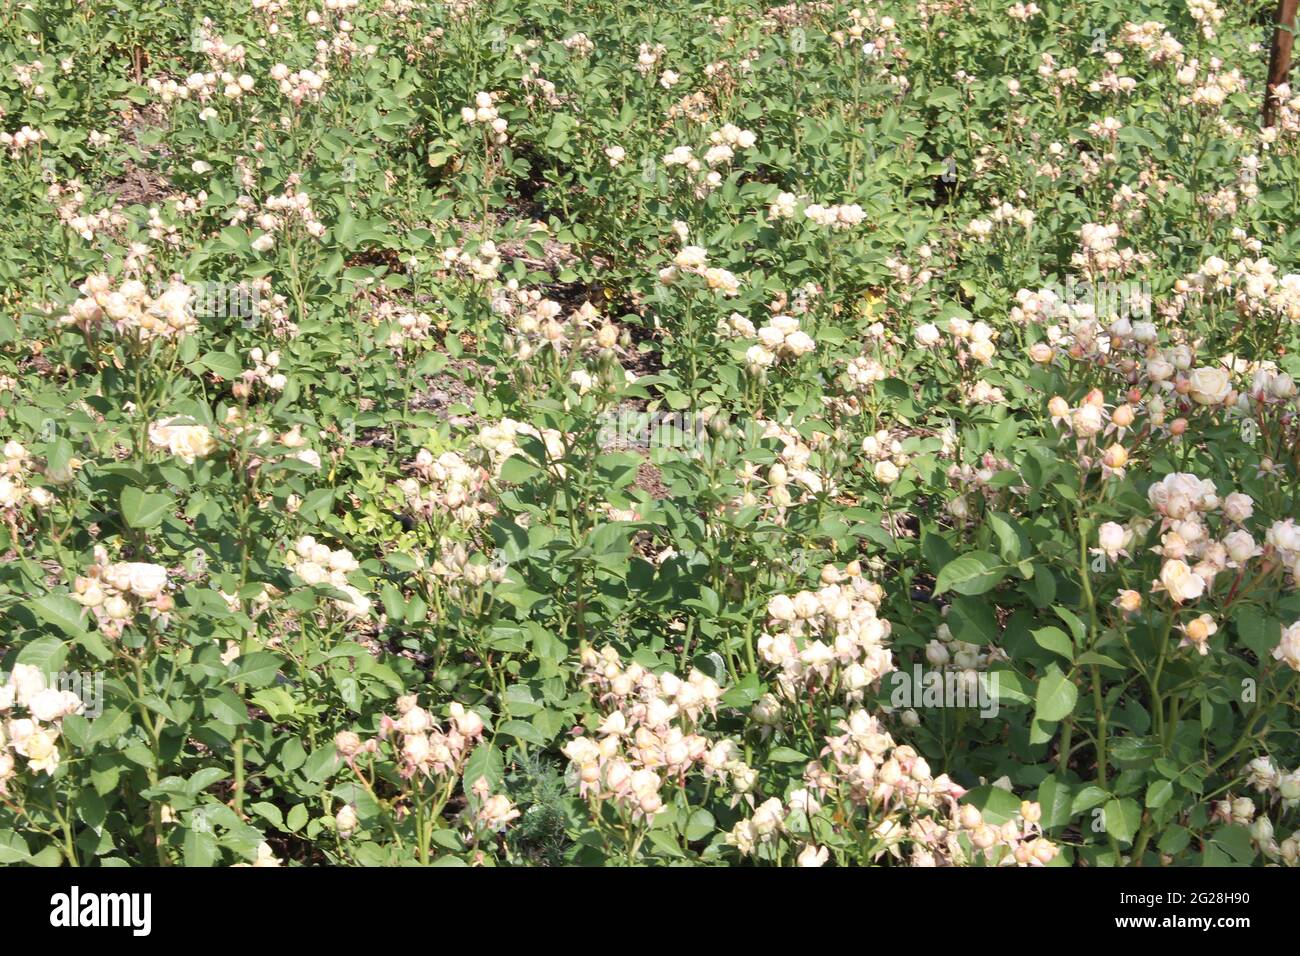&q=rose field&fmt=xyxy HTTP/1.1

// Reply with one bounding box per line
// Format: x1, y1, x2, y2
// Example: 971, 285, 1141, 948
0, 0, 1299, 871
